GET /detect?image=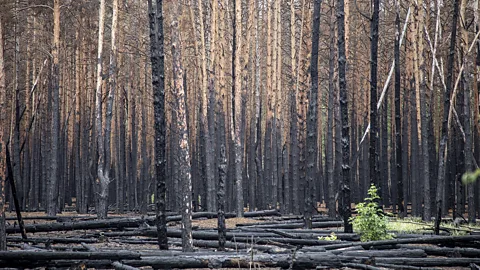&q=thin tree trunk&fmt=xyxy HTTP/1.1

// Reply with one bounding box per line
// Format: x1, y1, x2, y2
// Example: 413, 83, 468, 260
394, 0, 404, 216
47, 0, 61, 216
148, 0, 168, 250
171, 10, 193, 252
197, 0, 216, 213
0, 12, 8, 251
369, 0, 380, 194
94, 0, 108, 219
305, 0, 322, 229
338, 0, 352, 233
217, 98, 227, 251
326, 2, 336, 218
436, 0, 460, 215
461, 0, 475, 223
233, 0, 244, 217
